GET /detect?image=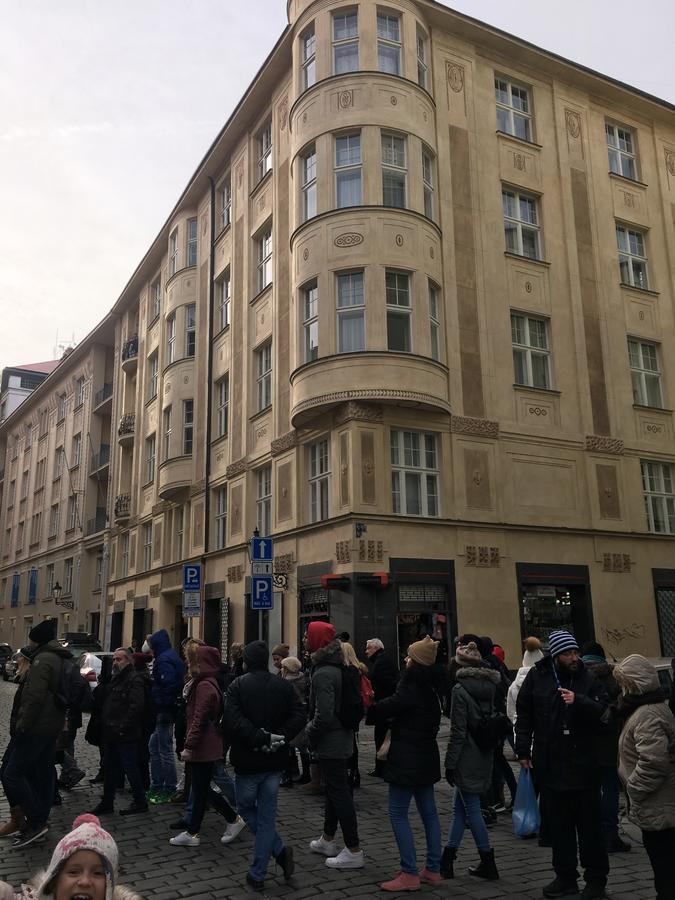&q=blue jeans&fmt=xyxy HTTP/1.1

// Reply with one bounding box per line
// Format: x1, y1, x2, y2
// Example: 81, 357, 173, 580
235, 771, 284, 882
389, 784, 441, 875
186, 760, 237, 821
2, 733, 56, 827
446, 788, 490, 853
149, 717, 176, 793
